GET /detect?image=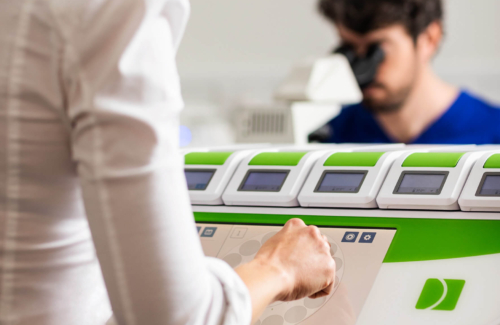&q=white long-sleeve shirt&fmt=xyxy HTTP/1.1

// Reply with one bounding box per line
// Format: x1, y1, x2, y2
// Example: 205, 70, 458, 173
0, 0, 252, 324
